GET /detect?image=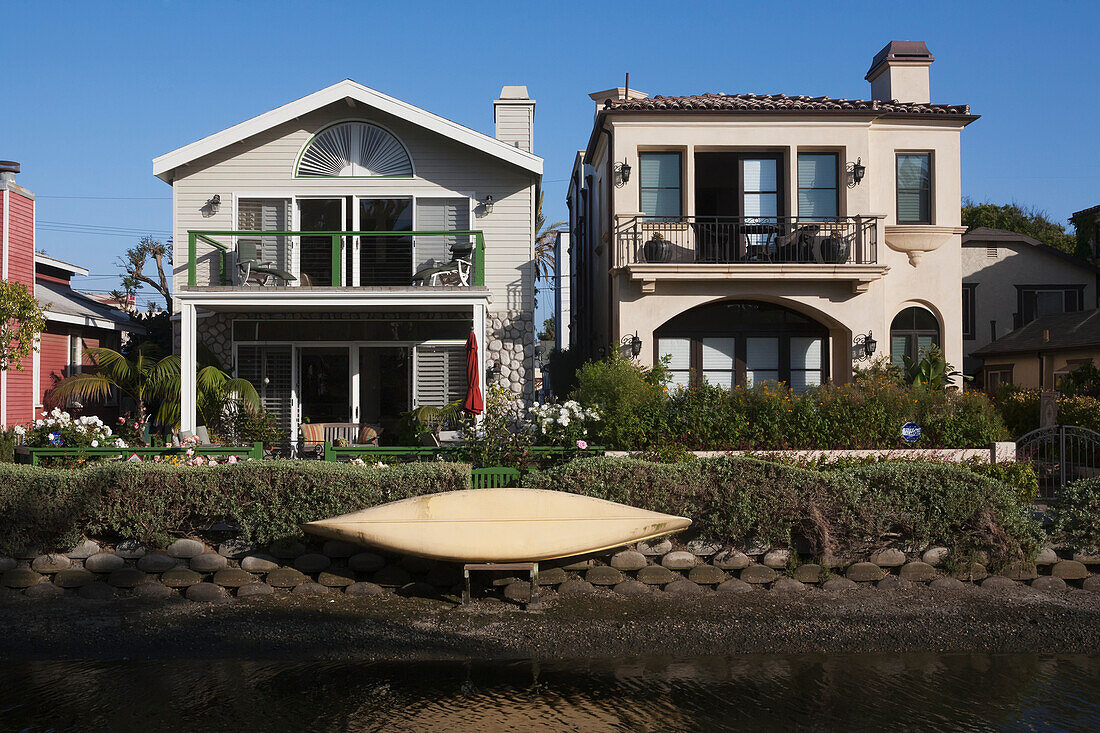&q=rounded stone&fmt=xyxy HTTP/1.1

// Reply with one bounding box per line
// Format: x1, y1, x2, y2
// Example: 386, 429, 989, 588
77, 582, 117, 600
772, 577, 808, 593
160, 567, 203, 588
535, 567, 568, 586
317, 569, 357, 587
661, 551, 697, 571
739, 564, 778, 584
899, 561, 940, 583
636, 565, 678, 585
688, 564, 728, 585
268, 539, 307, 560
845, 562, 885, 582
999, 561, 1038, 581
25, 582, 64, 599
65, 539, 101, 559
240, 554, 280, 573
399, 556, 432, 575
822, 577, 859, 592
186, 582, 231, 602
1082, 575, 1100, 593
322, 540, 359, 558
686, 539, 722, 556
0, 557, 16, 573
190, 553, 229, 573
716, 578, 754, 594
712, 550, 751, 570
291, 582, 330, 596
876, 576, 913, 591
108, 568, 148, 588
868, 549, 907, 568
921, 547, 950, 567
345, 582, 385, 597
84, 552, 125, 574
585, 566, 624, 586
560, 558, 595, 571
31, 554, 71, 574
212, 569, 255, 588
266, 567, 308, 588
373, 566, 413, 587
558, 578, 595, 596
53, 568, 95, 588
236, 582, 275, 598
503, 581, 531, 602
930, 577, 968, 591
610, 550, 647, 571
613, 579, 650, 596
1034, 547, 1059, 565
3, 568, 43, 588
953, 563, 988, 582
166, 539, 206, 559
133, 582, 173, 599
637, 539, 672, 556
792, 564, 824, 584
762, 549, 790, 569
1051, 560, 1089, 580
293, 553, 331, 574
1031, 576, 1067, 592
218, 540, 253, 559
981, 575, 1019, 591
137, 552, 179, 573
664, 579, 704, 595
115, 541, 147, 560
348, 552, 386, 573
1072, 550, 1100, 565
